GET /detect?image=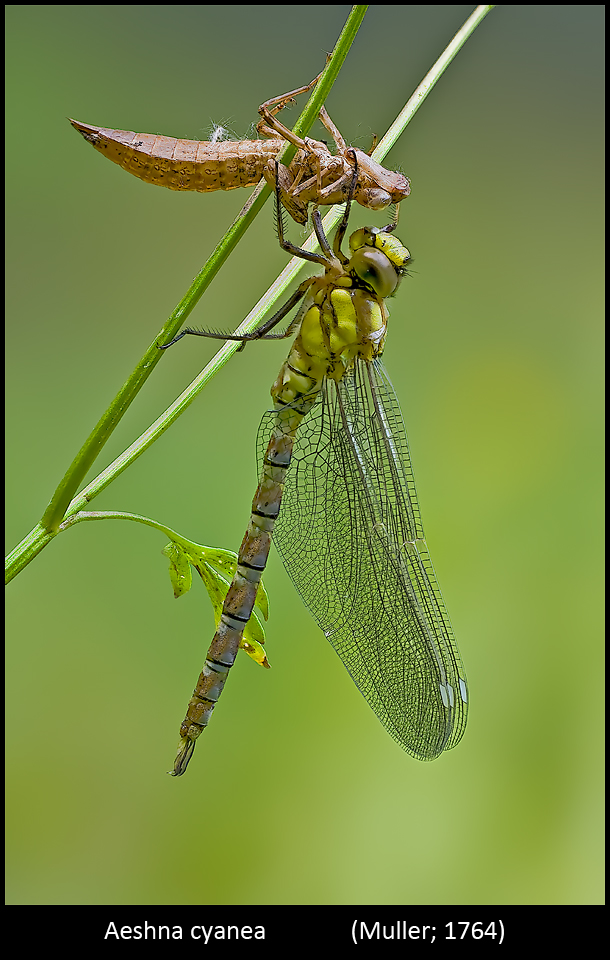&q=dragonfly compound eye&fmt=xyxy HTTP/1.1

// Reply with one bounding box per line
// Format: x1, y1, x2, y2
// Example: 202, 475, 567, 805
350, 248, 399, 299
